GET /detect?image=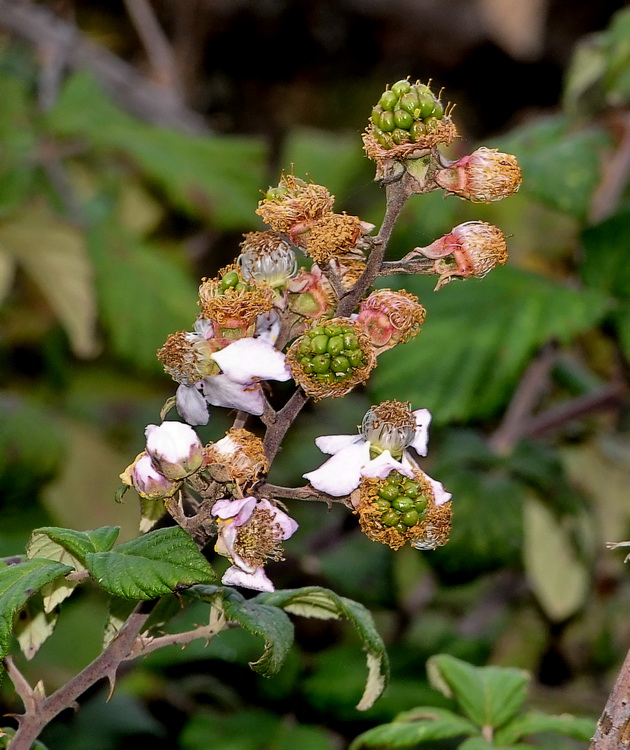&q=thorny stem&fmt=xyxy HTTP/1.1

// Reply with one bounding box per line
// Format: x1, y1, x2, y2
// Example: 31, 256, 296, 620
8, 604, 154, 750
336, 177, 411, 317
262, 386, 309, 465
258, 482, 353, 509
7, 602, 228, 749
